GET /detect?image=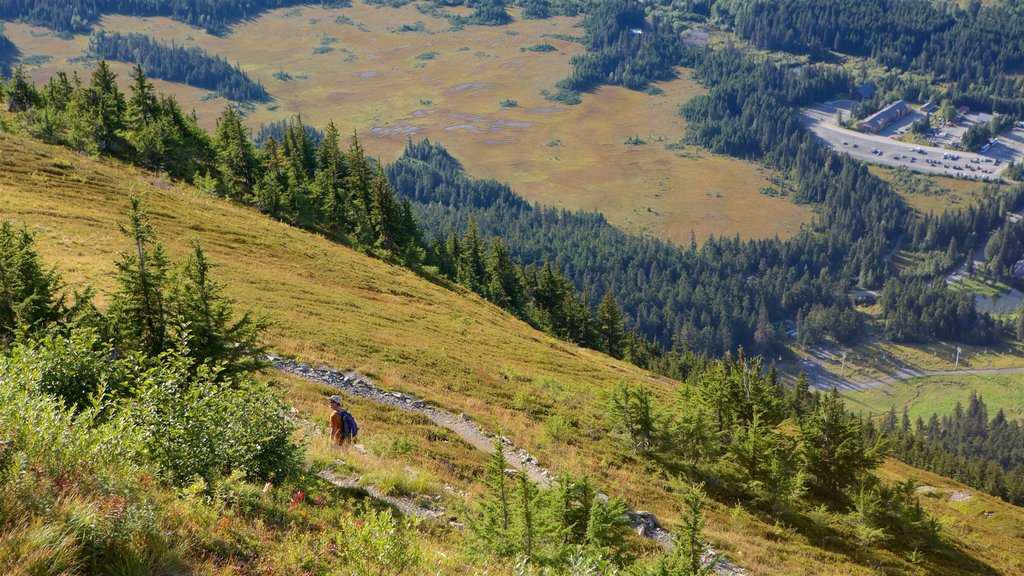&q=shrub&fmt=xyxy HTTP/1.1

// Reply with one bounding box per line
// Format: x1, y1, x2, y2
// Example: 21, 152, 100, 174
130, 350, 301, 486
